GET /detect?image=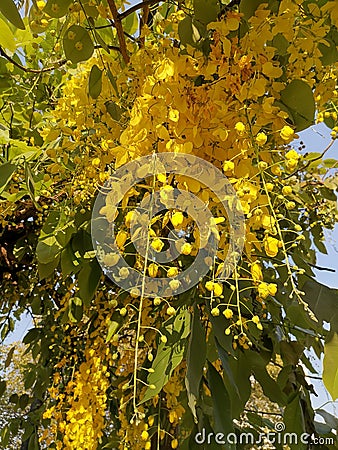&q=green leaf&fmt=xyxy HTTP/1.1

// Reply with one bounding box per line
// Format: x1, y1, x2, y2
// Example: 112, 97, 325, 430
246, 352, 287, 405
0, 162, 16, 194
5, 345, 15, 368
284, 395, 306, 448
193, 0, 220, 25
68, 297, 83, 322
141, 308, 191, 403
316, 408, 338, 431
0, 17, 16, 51
280, 79, 315, 131
38, 255, 60, 280
0, 0, 25, 30
61, 244, 81, 276
36, 236, 62, 264
240, 0, 265, 19
78, 259, 101, 306
122, 11, 139, 35
323, 333, 338, 401
106, 314, 123, 342
63, 25, 94, 64
105, 101, 123, 121
89, 64, 102, 99
24, 161, 38, 207
186, 305, 206, 420
216, 339, 250, 419
179, 16, 199, 47
207, 361, 234, 437
44, 0, 73, 18
300, 278, 338, 332
0, 380, 6, 397
107, 68, 119, 96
